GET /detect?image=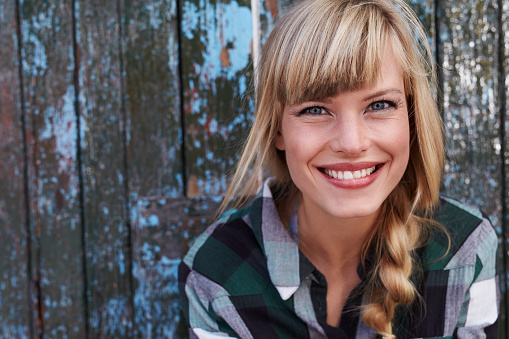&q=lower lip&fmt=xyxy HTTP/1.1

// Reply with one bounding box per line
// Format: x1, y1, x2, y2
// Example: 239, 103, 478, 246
318, 164, 384, 189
